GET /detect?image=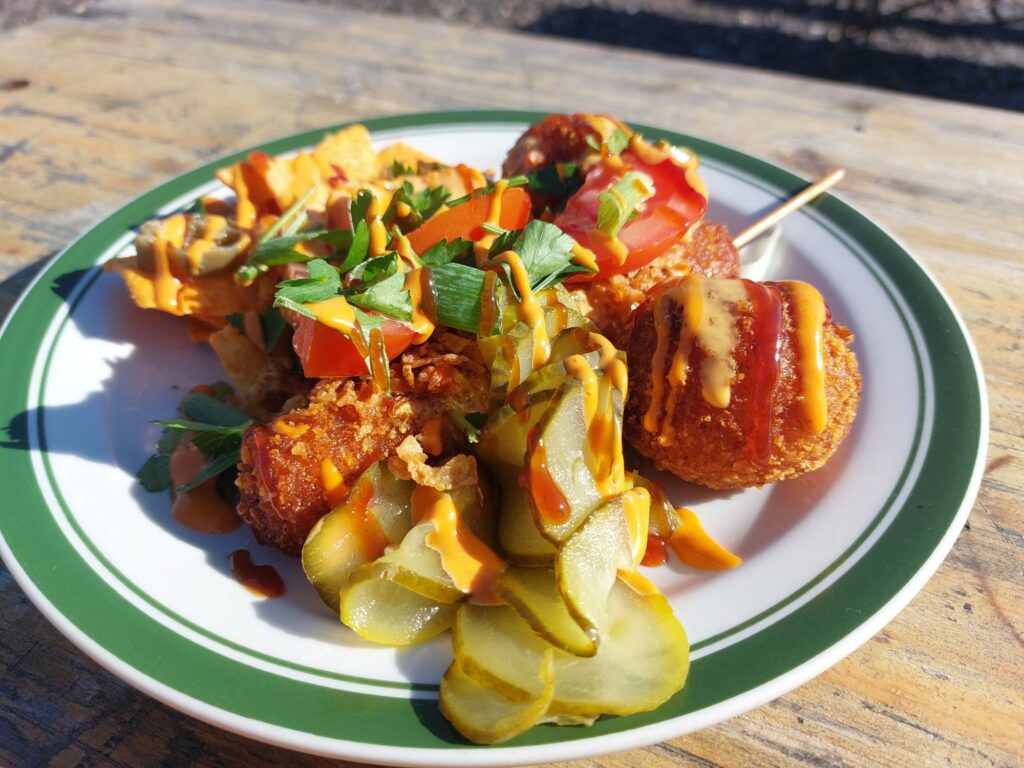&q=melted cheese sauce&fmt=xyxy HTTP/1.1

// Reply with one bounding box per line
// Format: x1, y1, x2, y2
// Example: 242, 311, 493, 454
489, 250, 551, 370
412, 485, 505, 605
320, 457, 349, 507
151, 214, 188, 314
780, 280, 828, 434
643, 276, 747, 443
